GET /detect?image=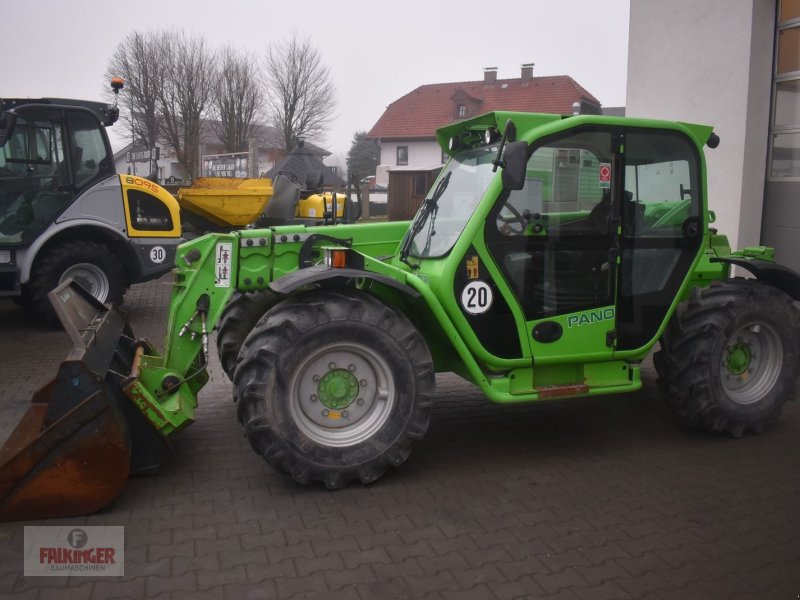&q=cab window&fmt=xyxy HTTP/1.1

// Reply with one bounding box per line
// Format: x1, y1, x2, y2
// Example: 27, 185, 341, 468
0, 109, 72, 245
487, 129, 615, 320
67, 111, 109, 190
